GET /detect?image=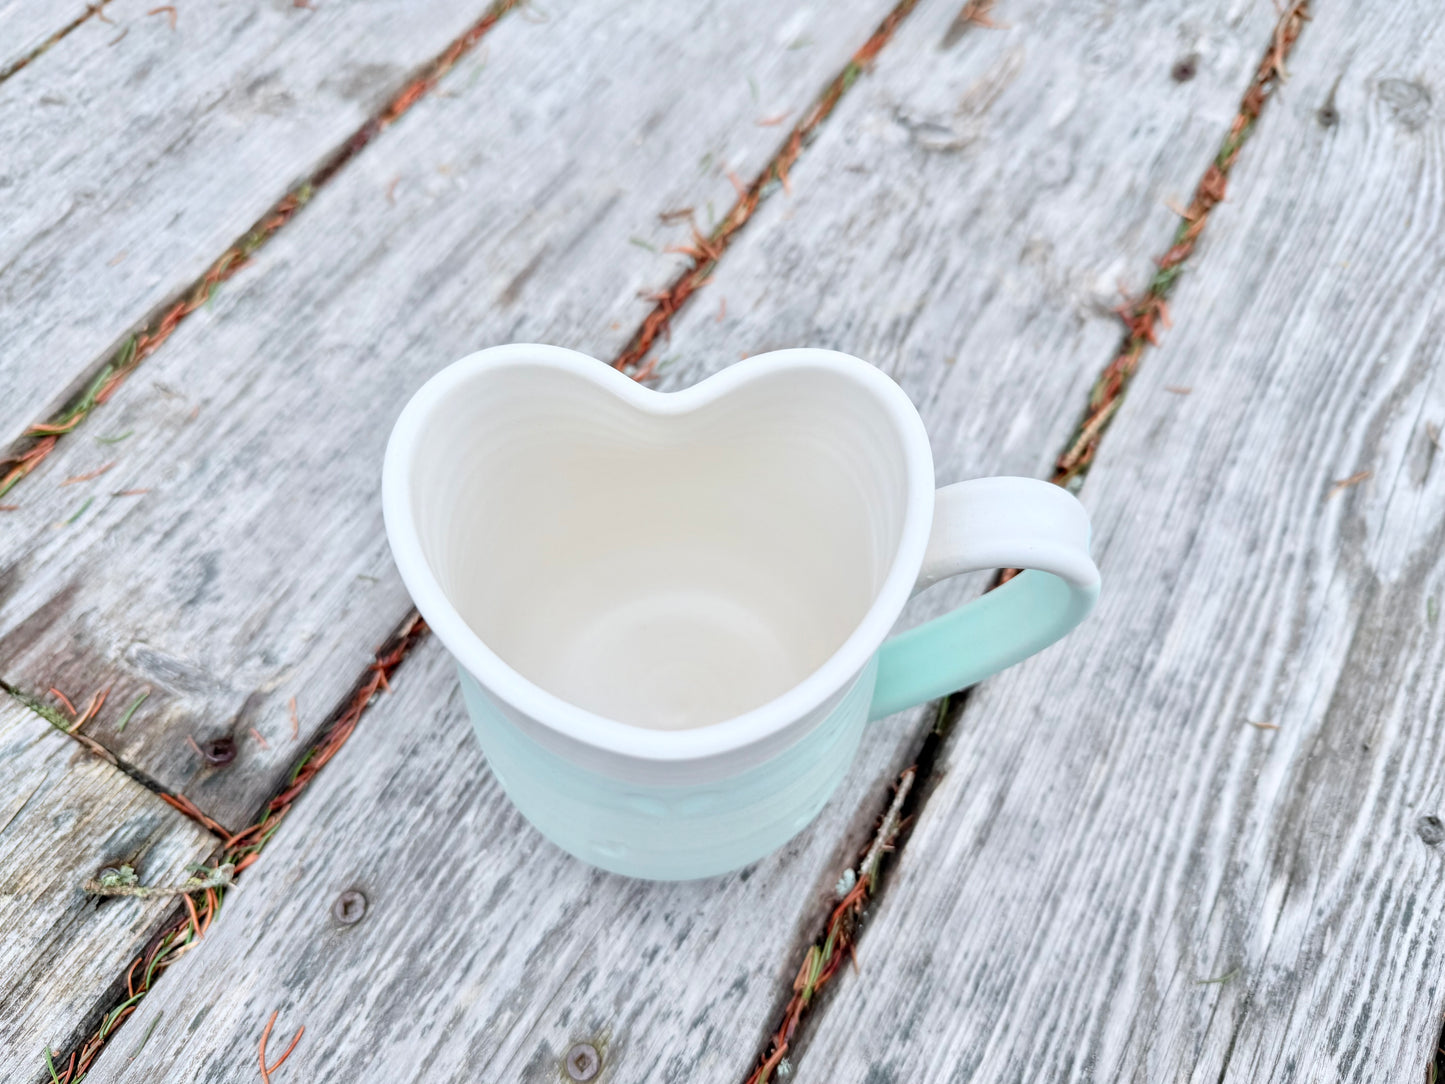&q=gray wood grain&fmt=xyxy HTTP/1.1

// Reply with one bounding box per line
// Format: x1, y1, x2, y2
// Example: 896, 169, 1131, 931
0, 0, 909, 831
0, 0, 507, 452
77, 636, 919, 1084
0, 0, 93, 81
73, 0, 1282, 1079
793, 5, 1445, 1081
645, 0, 1279, 640
0, 695, 216, 1080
